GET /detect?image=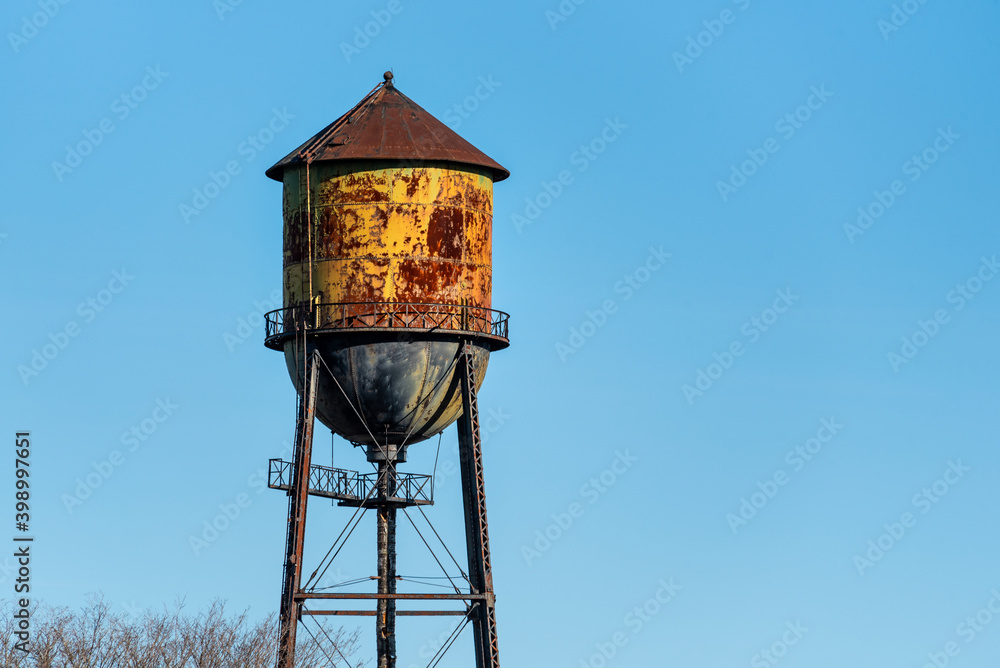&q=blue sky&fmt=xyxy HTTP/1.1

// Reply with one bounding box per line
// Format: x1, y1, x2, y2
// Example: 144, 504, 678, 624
3, 0, 1000, 666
